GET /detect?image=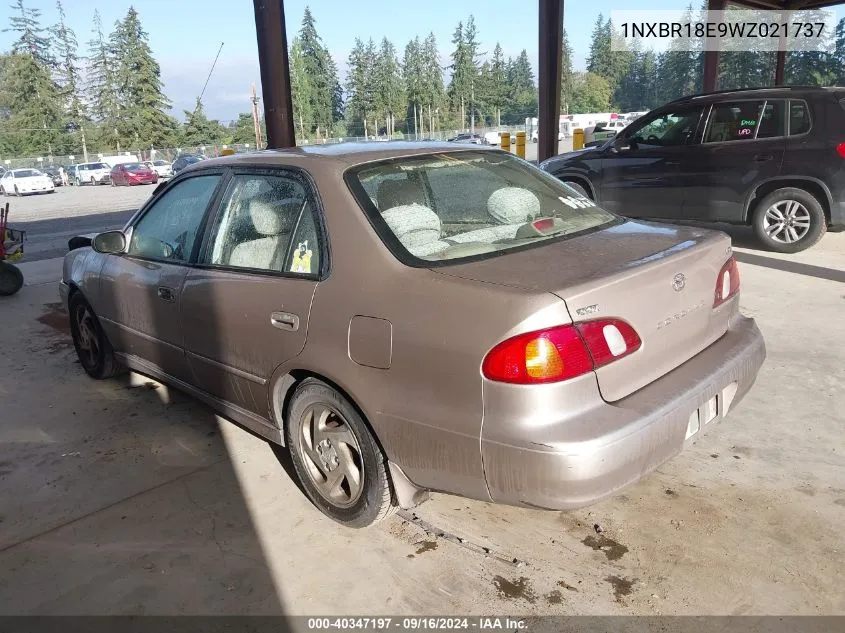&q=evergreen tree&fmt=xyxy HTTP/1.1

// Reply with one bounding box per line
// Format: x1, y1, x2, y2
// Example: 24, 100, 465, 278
560, 30, 574, 114
85, 10, 119, 134
289, 37, 313, 140
298, 7, 342, 137
109, 7, 176, 148
0, 53, 63, 156
403, 37, 425, 135
346, 38, 373, 136
50, 1, 85, 125
503, 51, 536, 123
4, 0, 53, 68
448, 16, 481, 128
834, 18, 845, 84
373, 37, 404, 136
181, 98, 225, 145
586, 15, 611, 80
477, 42, 508, 125
420, 32, 446, 131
